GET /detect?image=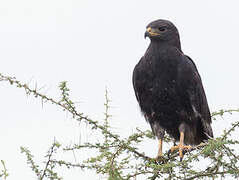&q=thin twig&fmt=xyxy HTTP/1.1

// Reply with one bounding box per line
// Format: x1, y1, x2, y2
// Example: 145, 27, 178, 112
40, 141, 57, 180
184, 170, 239, 180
